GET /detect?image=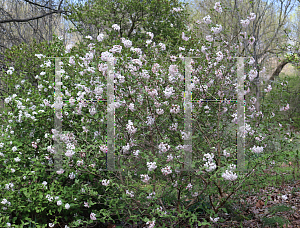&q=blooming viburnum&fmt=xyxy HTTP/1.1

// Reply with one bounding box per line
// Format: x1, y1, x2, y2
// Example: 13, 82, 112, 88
206, 35, 213, 42
141, 174, 151, 183
222, 170, 238, 181
97, 33, 104, 42
146, 220, 156, 228
102, 179, 110, 186
240, 19, 250, 28
112, 24, 120, 31
147, 162, 157, 171
250, 145, 264, 153
126, 120, 137, 134
264, 85, 272, 92
126, 190, 134, 197
248, 13, 256, 21
90, 212, 97, 220
161, 166, 172, 175
203, 15, 212, 24
203, 153, 216, 172
211, 24, 222, 34
210, 217, 220, 223
186, 183, 193, 191
214, 2, 222, 13
280, 103, 290, 111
